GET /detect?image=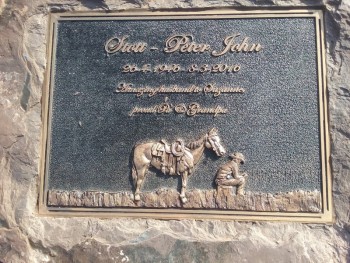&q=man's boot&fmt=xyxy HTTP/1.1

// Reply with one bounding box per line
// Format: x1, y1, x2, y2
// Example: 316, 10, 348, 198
236, 177, 246, 195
